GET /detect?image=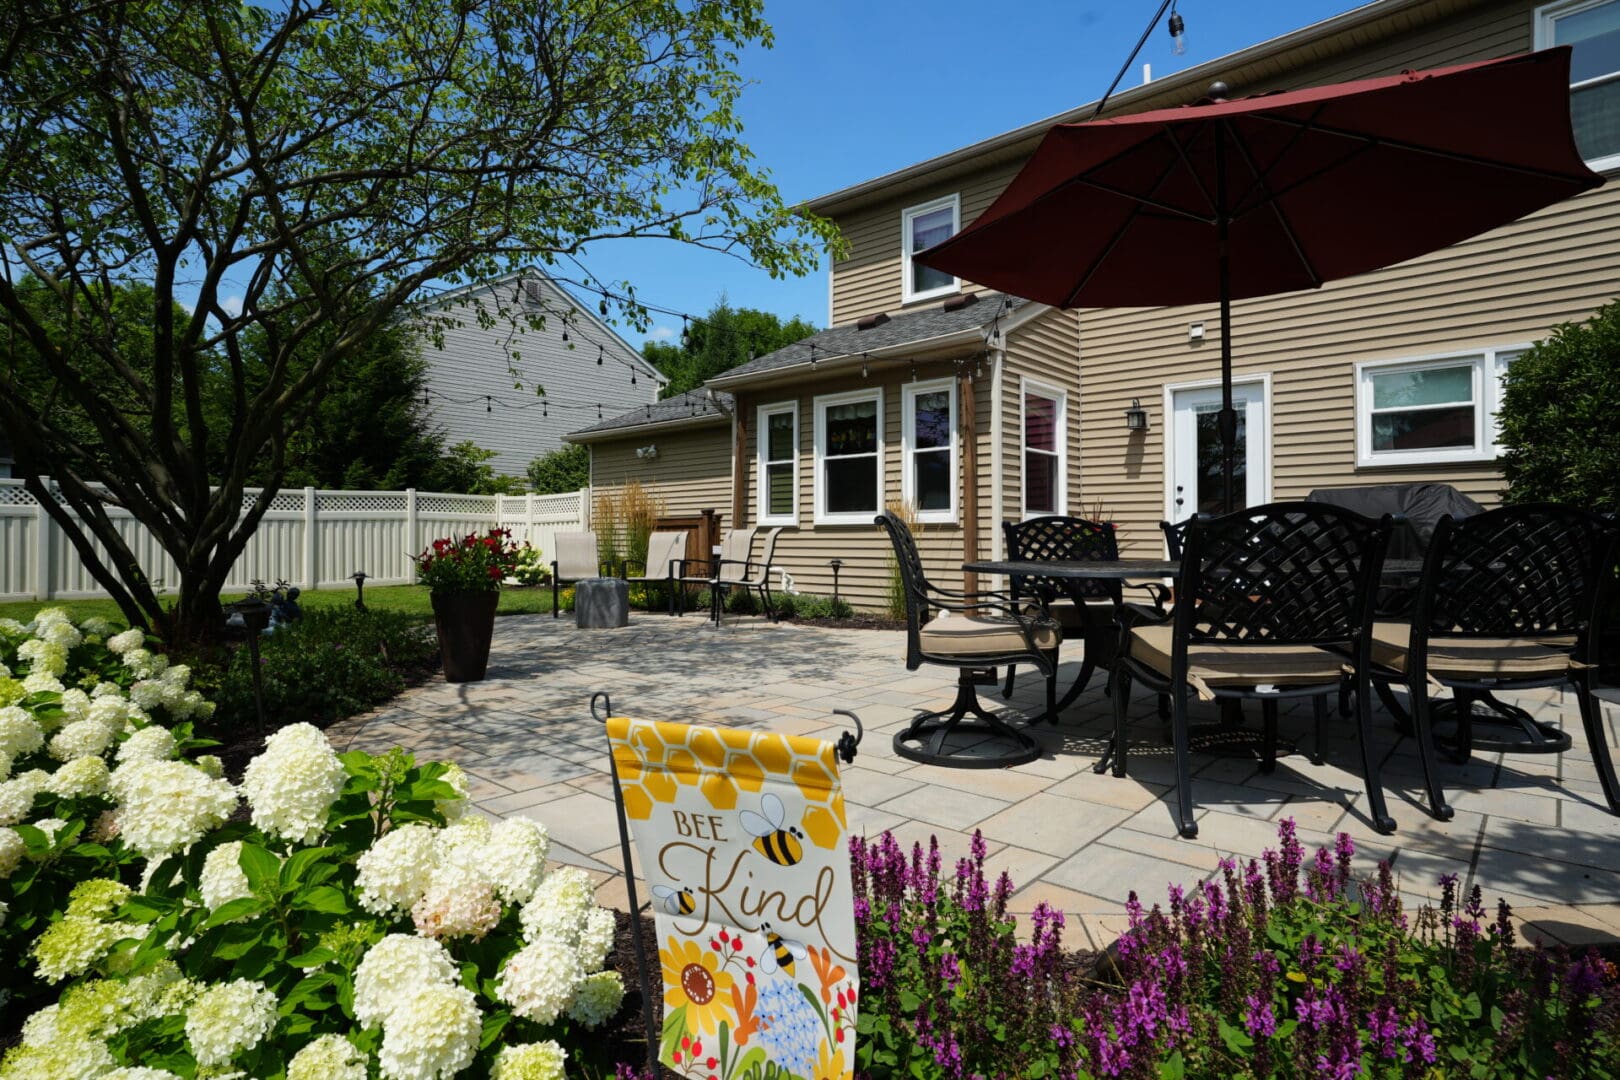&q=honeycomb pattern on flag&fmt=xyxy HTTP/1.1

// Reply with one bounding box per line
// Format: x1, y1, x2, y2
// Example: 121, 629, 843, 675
606, 717, 847, 849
